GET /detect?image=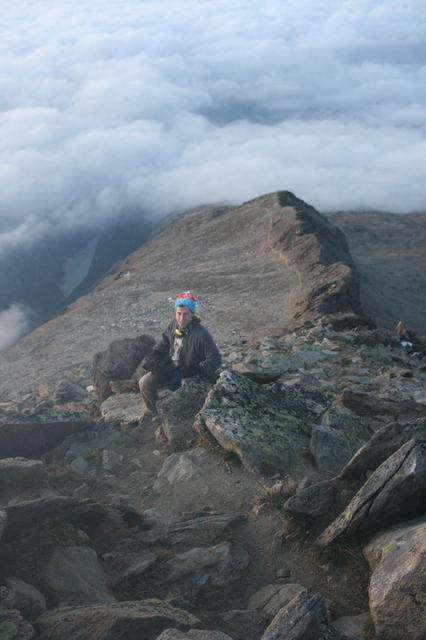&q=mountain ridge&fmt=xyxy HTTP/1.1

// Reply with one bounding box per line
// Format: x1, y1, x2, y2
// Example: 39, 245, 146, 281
1, 190, 425, 401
